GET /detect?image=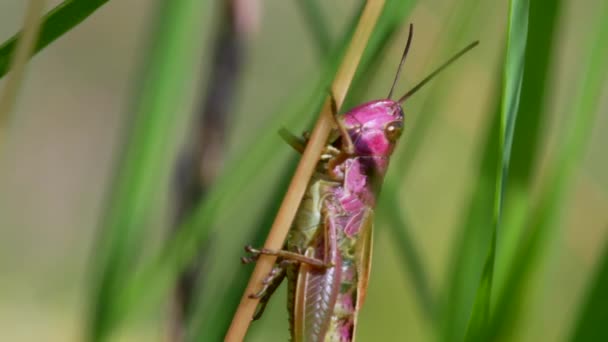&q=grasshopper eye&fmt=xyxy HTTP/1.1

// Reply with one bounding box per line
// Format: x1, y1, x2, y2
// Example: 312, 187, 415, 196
385, 121, 403, 142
